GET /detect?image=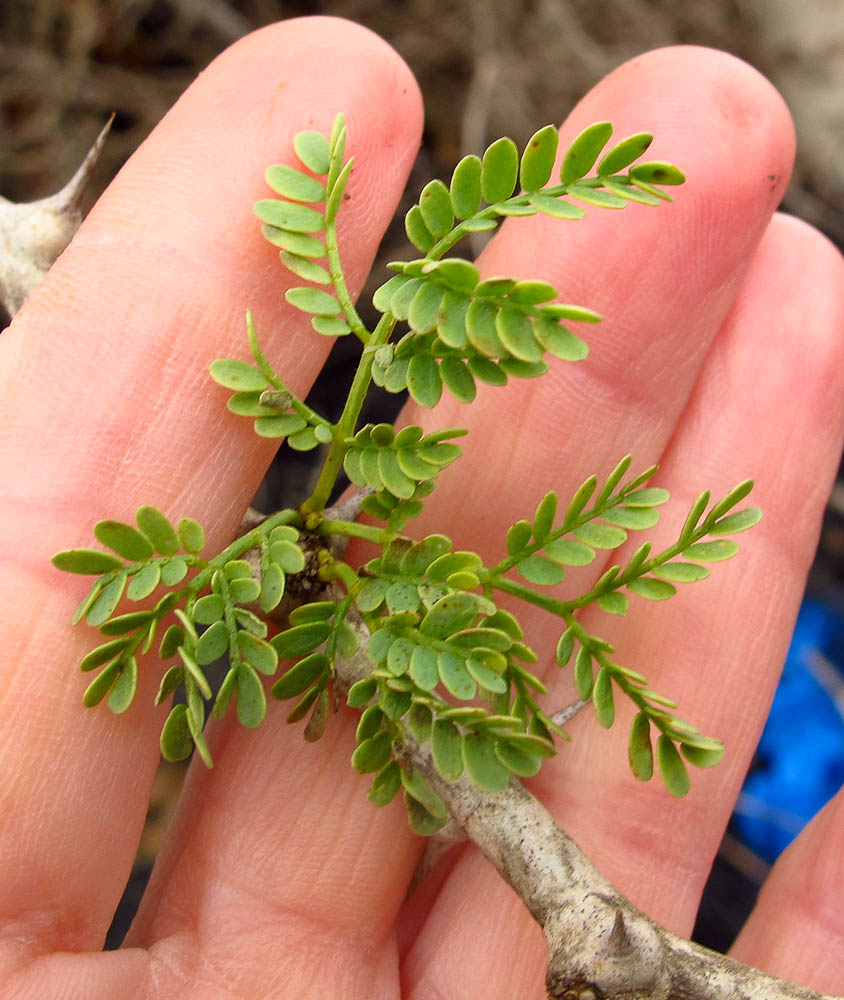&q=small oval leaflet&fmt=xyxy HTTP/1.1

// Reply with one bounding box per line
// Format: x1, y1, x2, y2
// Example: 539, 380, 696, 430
657, 734, 691, 797
52, 548, 124, 575
596, 132, 653, 176
293, 130, 331, 174
136, 506, 179, 556
237, 664, 267, 728
481, 137, 519, 204
285, 286, 340, 317
265, 164, 326, 203
560, 121, 613, 185
209, 359, 267, 392
462, 733, 510, 792
94, 520, 154, 561
519, 124, 559, 192
450, 154, 482, 219
629, 712, 654, 781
